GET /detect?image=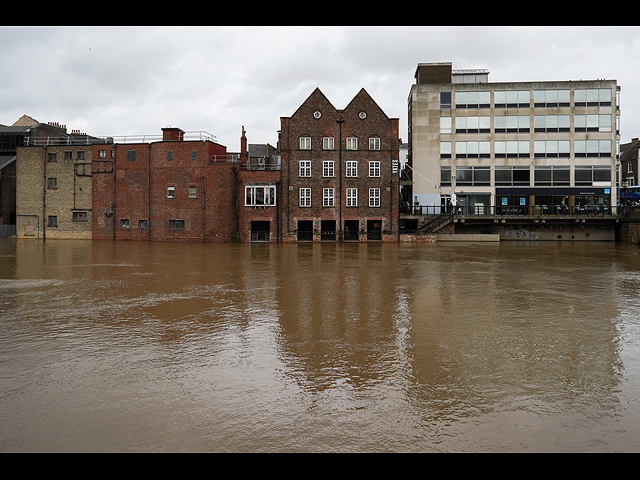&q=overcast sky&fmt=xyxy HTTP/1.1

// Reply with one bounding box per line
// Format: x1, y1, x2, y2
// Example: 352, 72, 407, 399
2, 26, 640, 150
